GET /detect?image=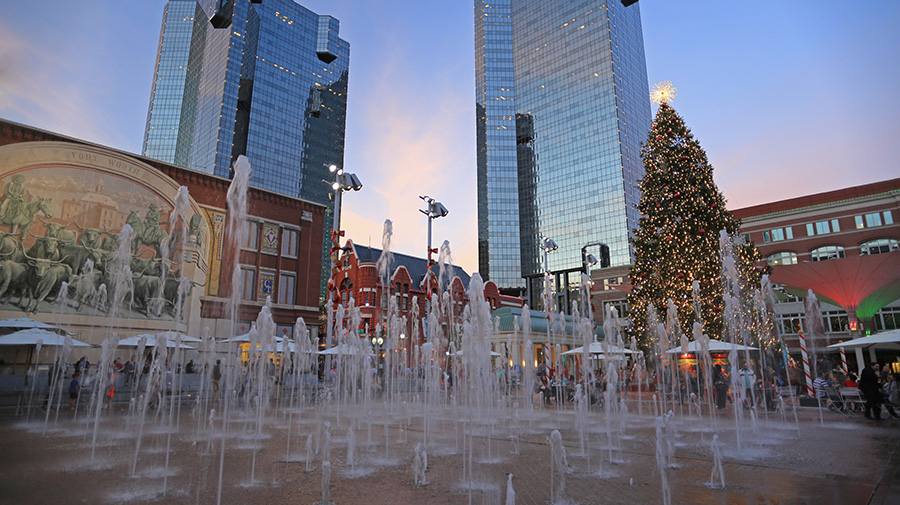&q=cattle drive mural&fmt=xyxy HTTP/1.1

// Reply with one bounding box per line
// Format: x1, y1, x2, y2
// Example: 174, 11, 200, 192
0, 166, 207, 320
